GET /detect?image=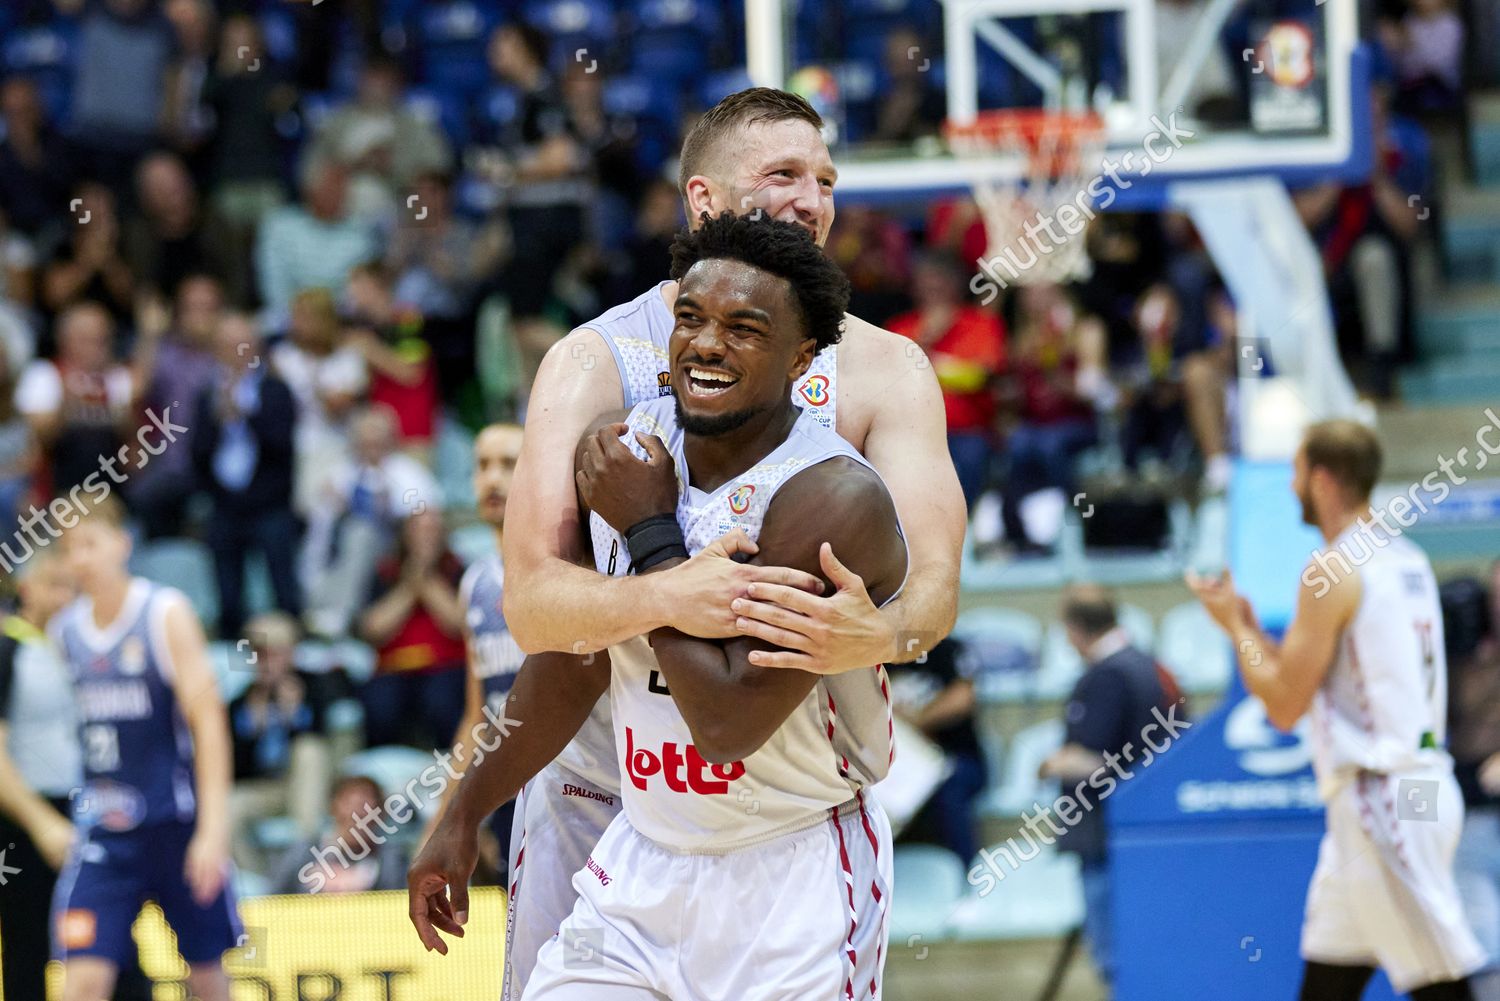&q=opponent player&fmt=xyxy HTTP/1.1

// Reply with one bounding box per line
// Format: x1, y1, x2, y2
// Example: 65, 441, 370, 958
436, 424, 528, 860
1189, 420, 1484, 1001
491, 87, 966, 997
50, 493, 239, 1001
419, 213, 905, 999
